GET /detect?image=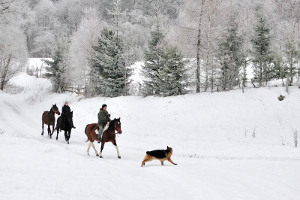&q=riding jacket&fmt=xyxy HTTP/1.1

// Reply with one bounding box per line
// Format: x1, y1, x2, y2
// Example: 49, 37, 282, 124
98, 108, 111, 127
62, 105, 71, 117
